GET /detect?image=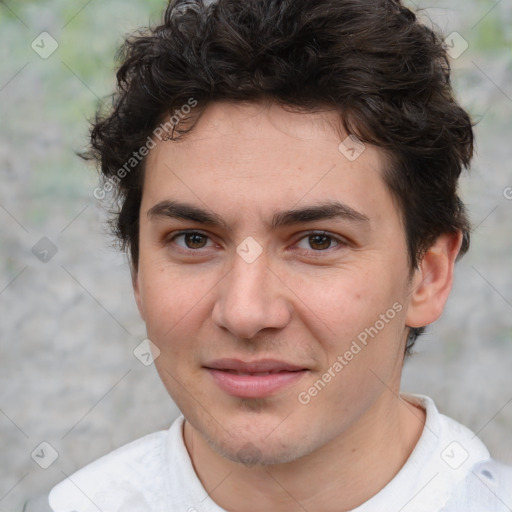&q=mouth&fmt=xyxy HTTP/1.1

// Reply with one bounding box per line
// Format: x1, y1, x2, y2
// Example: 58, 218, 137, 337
203, 358, 309, 398
215, 369, 299, 375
